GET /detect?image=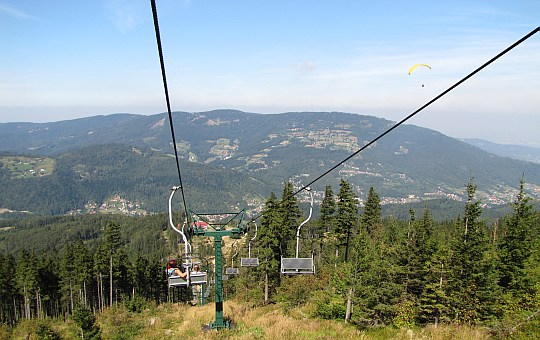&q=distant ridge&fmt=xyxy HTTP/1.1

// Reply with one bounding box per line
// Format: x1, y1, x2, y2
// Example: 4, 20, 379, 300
1, 110, 539, 216
461, 138, 540, 164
